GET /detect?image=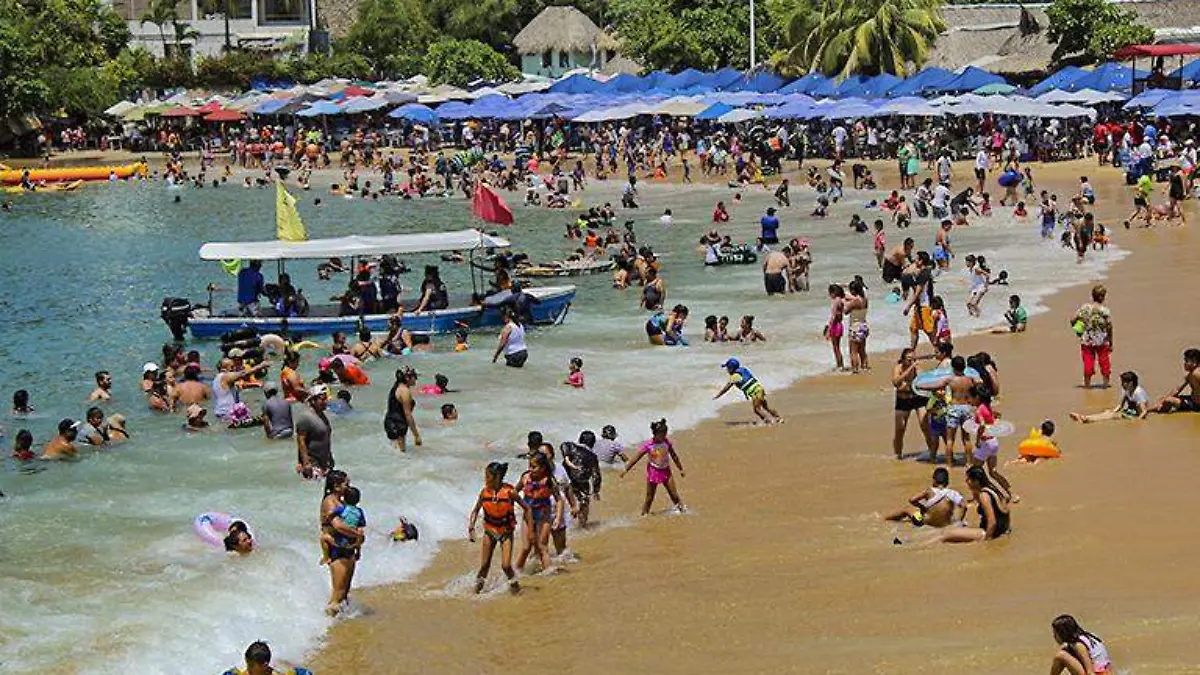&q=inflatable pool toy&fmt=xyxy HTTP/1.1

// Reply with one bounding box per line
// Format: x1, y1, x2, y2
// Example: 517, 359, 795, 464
390, 518, 419, 542
715, 247, 758, 265
963, 419, 1015, 437
0, 162, 146, 186
885, 291, 902, 305
912, 366, 981, 395
1072, 320, 1085, 336
997, 169, 1021, 188
1017, 429, 1060, 459
193, 512, 242, 548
